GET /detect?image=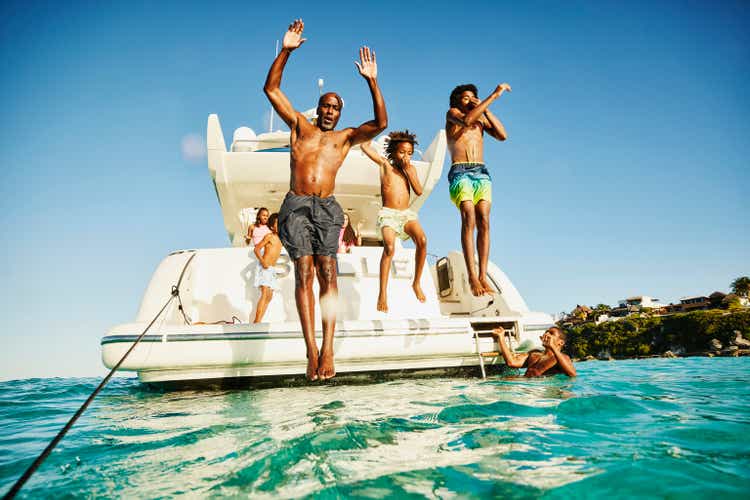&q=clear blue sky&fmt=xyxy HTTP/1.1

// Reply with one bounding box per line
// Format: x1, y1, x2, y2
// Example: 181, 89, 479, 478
1, 0, 748, 379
